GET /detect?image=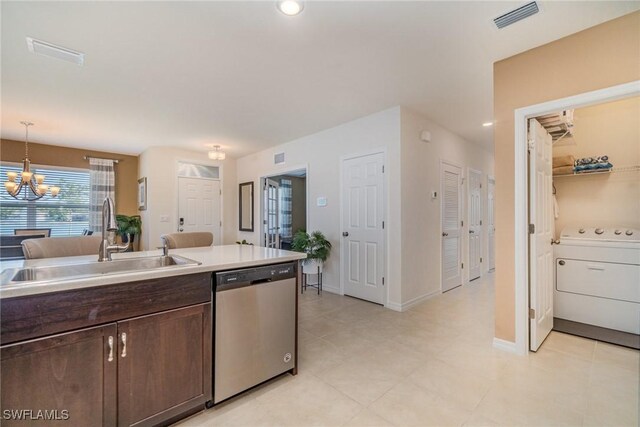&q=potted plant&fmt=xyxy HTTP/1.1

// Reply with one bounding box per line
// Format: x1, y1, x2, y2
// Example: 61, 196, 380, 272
115, 214, 142, 251
291, 230, 332, 274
